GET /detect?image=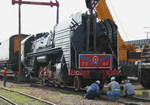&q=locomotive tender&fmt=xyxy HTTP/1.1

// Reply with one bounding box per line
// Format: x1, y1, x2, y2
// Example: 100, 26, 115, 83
21, 11, 120, 90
